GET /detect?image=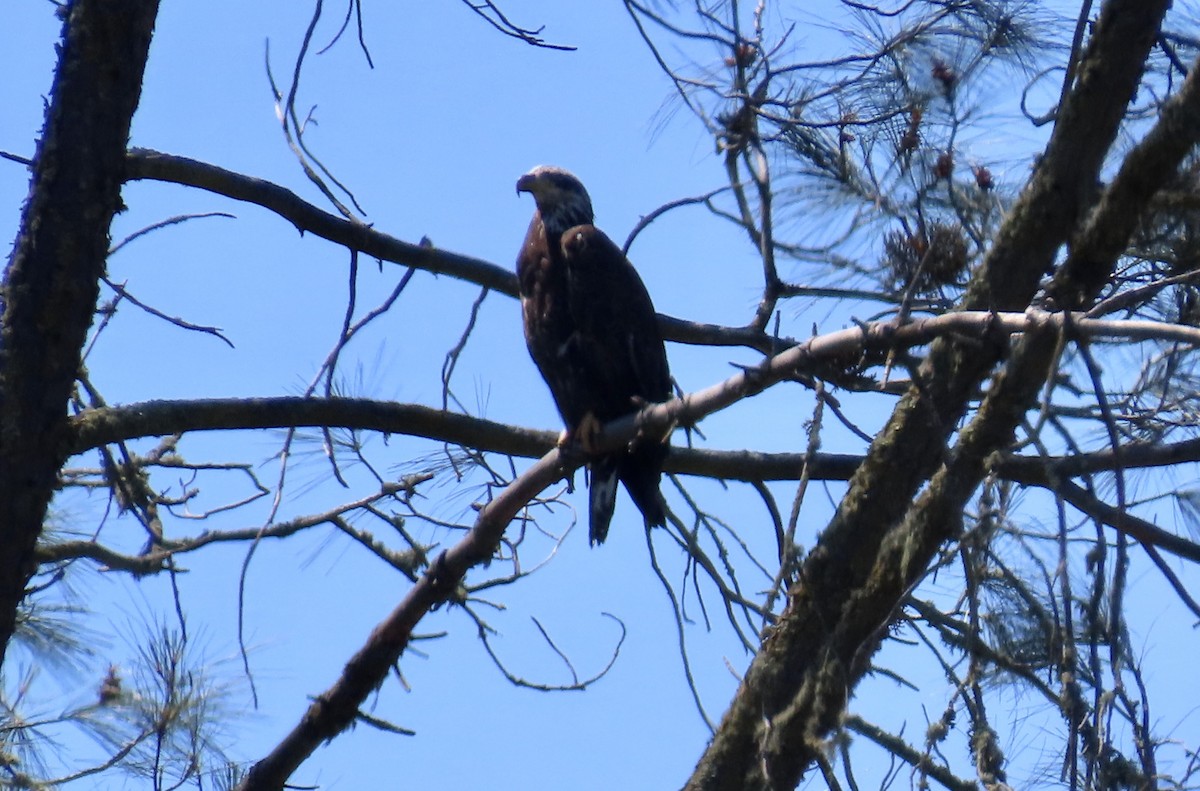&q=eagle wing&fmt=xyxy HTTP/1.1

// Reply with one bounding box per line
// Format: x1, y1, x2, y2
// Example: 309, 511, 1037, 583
560, 225, 671, 542
516, 215, 596, 430
560, 226, 671, 413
